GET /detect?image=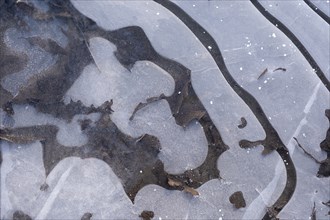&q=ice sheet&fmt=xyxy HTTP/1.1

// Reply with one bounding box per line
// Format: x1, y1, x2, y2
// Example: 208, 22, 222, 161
0, 0, 329, 219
